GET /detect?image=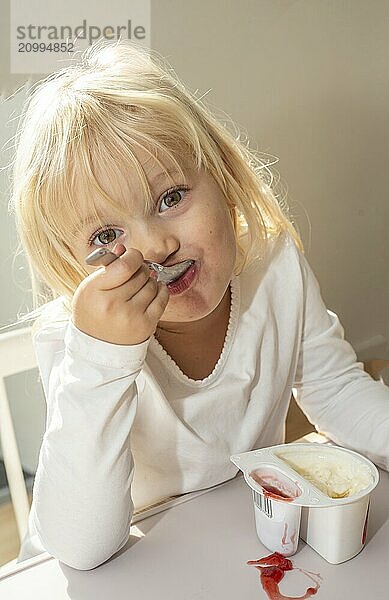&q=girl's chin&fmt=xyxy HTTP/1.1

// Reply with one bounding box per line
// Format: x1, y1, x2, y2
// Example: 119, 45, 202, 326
161, 297, 220, 324
159, 308, 209, 324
